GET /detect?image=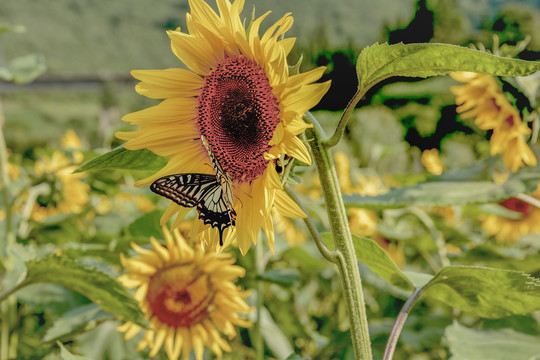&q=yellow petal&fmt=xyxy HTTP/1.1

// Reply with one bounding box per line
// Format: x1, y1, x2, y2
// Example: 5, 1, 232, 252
131, 69, 202, 99
274, 189, 305, 218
